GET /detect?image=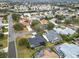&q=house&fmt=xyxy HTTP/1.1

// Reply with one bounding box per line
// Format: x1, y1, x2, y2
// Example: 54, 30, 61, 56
0, 2, 10, 9
43, 30, 62, 43
55, 43, 79, 58
49, 18, 57, 22
28, 35, 45, 48
40, 19, 48, 25
14, 5, 29, 12
39, 19, 49, 30
34, 48, 59, 58
53, 27, 76, 35
19, 16, 31, 26
49, 18, 58, 26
